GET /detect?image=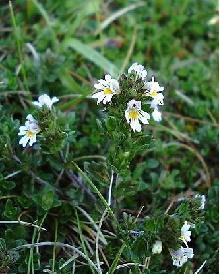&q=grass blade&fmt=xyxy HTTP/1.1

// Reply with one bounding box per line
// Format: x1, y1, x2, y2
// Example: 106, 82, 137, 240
64, 38, 119, 77
107, 242, 126, 274
95, 1, 145, 35
75, 209, 96, 274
